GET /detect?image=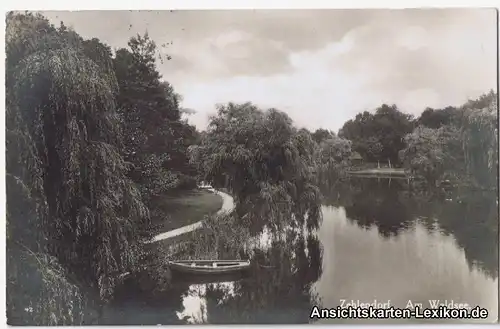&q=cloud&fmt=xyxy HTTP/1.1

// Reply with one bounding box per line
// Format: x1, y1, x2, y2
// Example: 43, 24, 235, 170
163, 29, 294, 79
39, 9, 497, 132
39, 10, 372, 79
177, 35, 379, 131
331, 8, 497, 112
